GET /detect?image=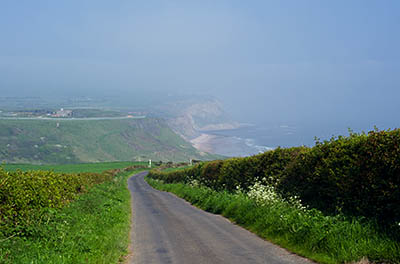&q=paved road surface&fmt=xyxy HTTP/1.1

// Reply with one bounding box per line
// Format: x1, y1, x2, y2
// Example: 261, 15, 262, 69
128, 172, 313, 264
